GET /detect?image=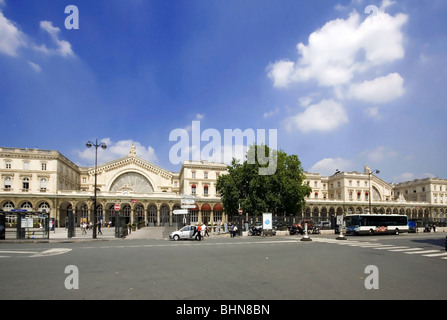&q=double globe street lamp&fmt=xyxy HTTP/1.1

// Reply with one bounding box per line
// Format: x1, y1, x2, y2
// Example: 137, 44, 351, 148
86, 140, 107, 239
